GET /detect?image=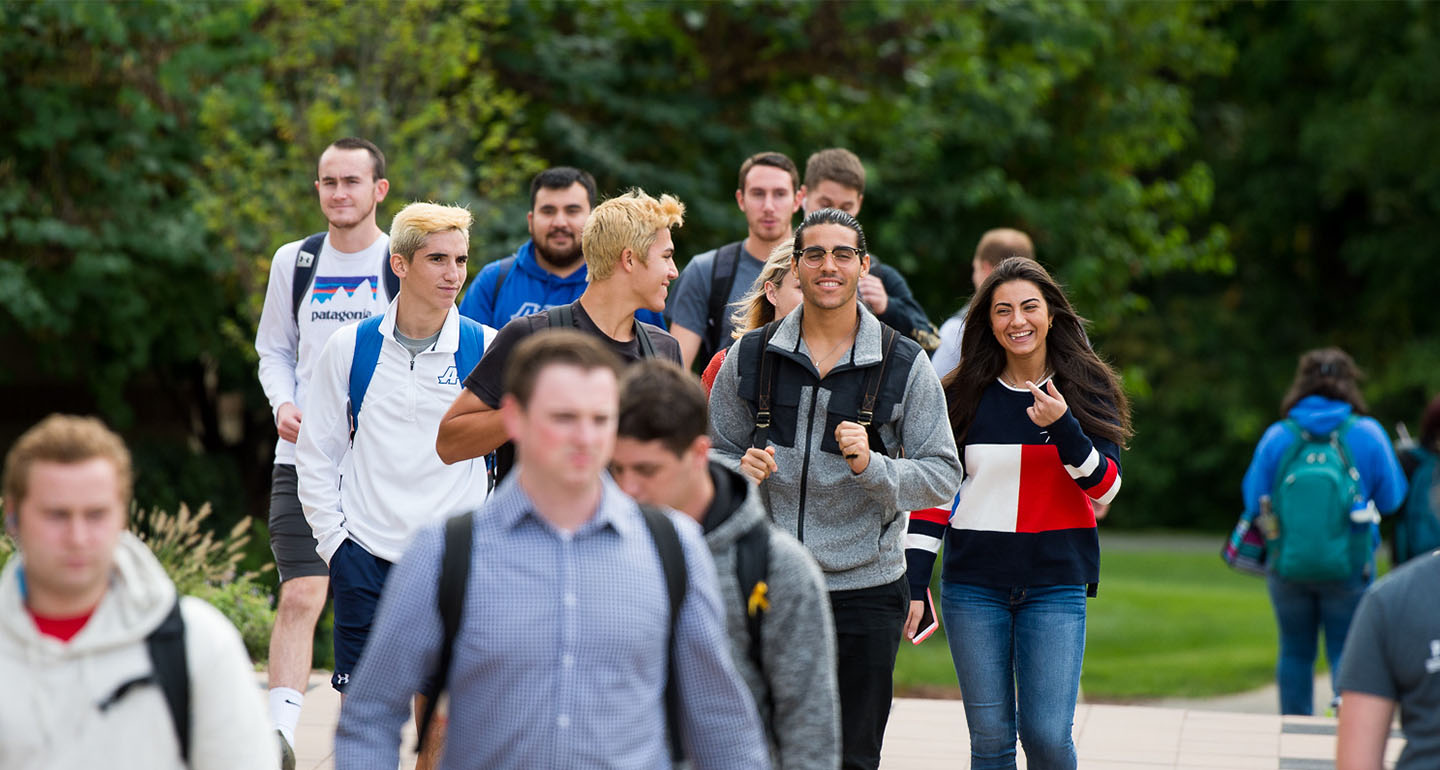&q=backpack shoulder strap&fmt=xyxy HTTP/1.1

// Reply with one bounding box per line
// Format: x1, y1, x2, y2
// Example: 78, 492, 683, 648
291, 232, 328, 324
546, 303, 574, 329
705, 242, 744, 356
857, 325, 899, 427
146, 598, 190, 765
381, 253, 400, 302
453, 316, 488, 384
491, 257, 515, 308
634, 318, 656, 359
638, 504, 687, 763
733, 523, 771, 697
416, 512, 474, 754
347, 315, 387, 432
752, 320, 783, 450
